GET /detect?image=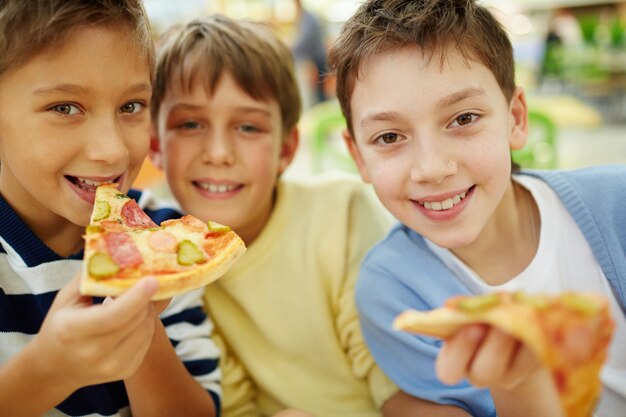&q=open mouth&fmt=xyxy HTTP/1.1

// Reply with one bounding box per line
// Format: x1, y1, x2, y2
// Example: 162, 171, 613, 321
66, 175, 122, 192
417, 185, 475, 211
